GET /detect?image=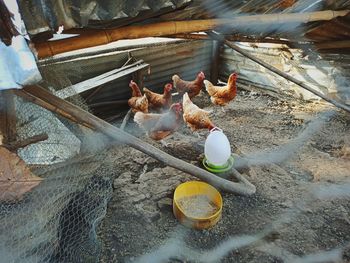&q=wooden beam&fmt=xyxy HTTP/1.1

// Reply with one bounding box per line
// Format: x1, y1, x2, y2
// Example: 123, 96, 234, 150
208, 31, 350, 114
13, 89, 94, 129
14, 85, 256, 196
34, 10, 349, 59
55, 60, 150, 99
0, 90, 17, 146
